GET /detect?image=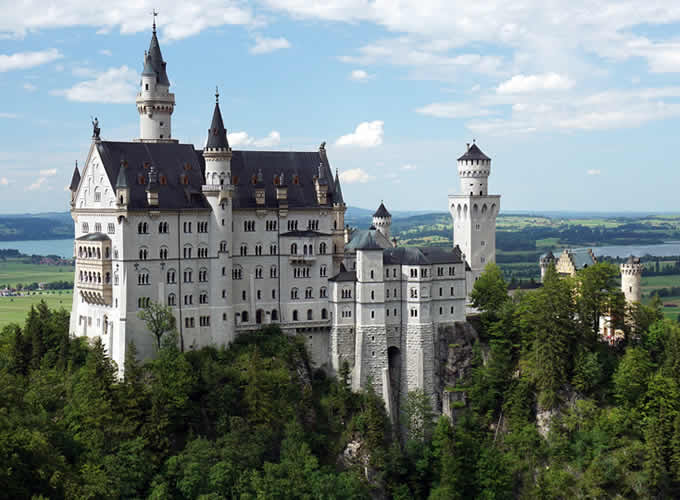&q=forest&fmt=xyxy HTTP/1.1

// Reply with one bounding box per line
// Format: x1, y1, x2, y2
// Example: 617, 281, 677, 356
2, 262, 680, 498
